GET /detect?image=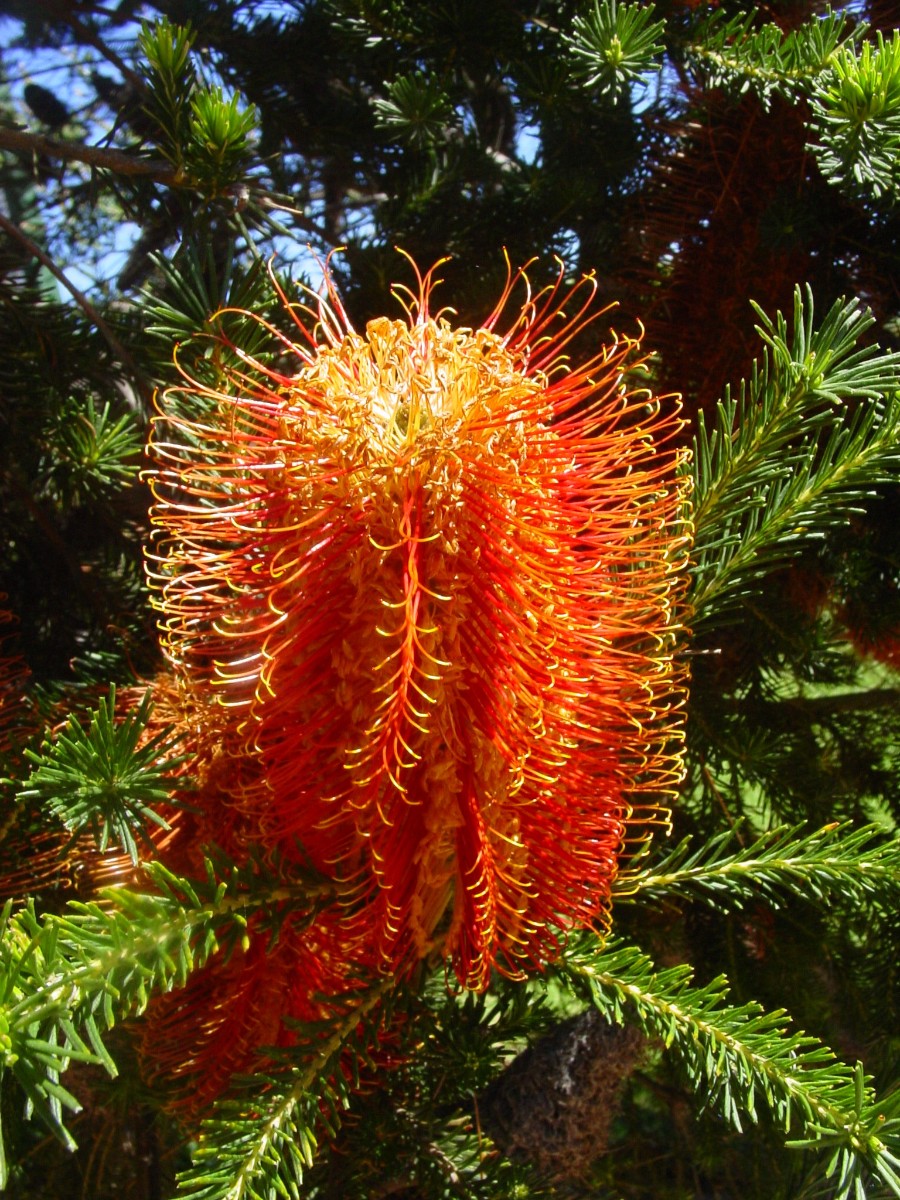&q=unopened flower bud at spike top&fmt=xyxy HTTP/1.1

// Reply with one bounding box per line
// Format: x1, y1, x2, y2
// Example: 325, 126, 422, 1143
145, 253, 692, 991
